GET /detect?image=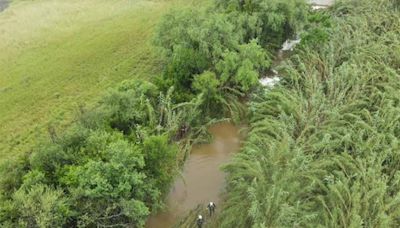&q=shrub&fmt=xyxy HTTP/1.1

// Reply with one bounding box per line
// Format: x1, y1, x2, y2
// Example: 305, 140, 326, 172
143, 135, 178, 191
12, 184, 71, 228
215, 0, 309, 47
